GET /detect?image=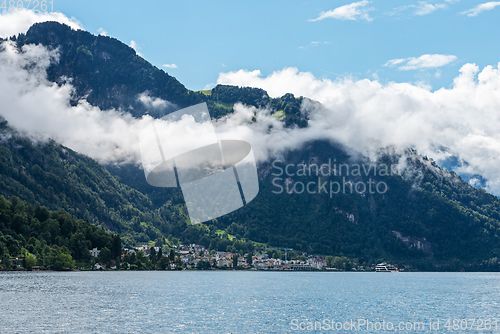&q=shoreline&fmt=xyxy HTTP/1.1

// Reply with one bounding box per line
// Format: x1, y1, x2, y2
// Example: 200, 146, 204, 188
2, 268, 499, 273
